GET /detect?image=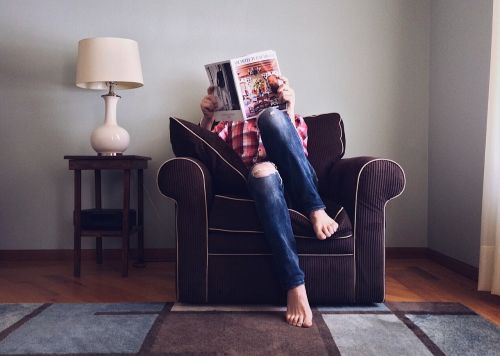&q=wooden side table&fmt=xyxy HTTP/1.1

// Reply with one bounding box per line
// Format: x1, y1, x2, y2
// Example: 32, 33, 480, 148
64, 155, 151, 277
